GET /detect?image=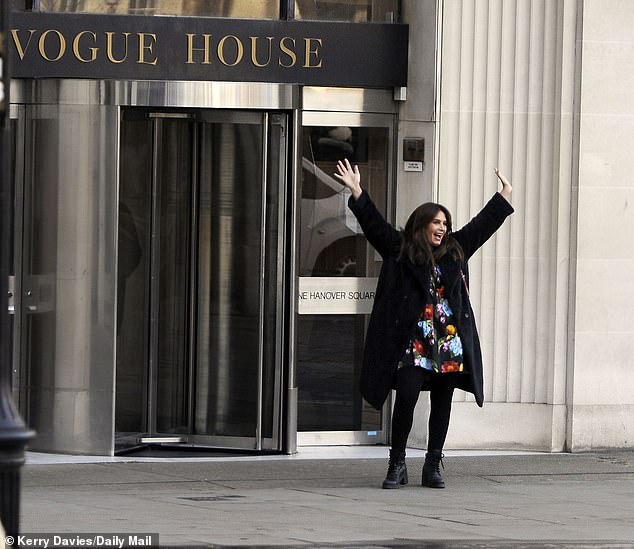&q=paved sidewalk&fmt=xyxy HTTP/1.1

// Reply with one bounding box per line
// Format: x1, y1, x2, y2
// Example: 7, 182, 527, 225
17, 448, 634, 548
